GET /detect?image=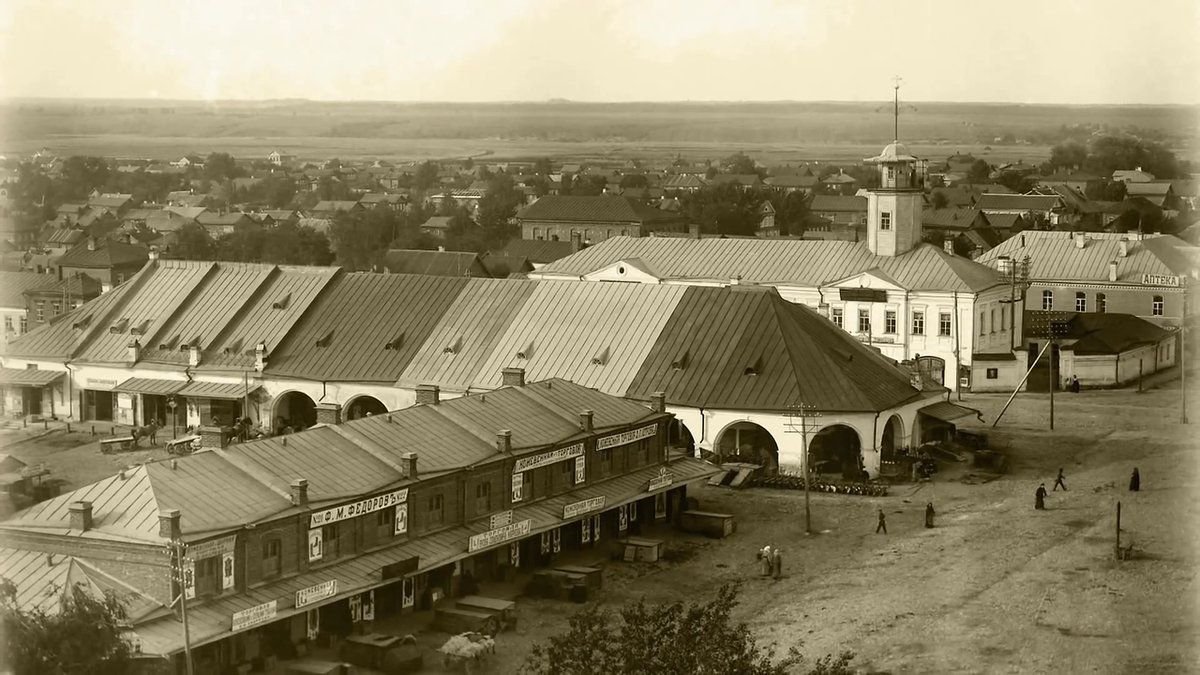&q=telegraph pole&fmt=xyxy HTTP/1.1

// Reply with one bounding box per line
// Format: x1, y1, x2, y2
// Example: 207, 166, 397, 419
1048, 317, 1056, 431
786, 403, 822, 535
168, 536, 195, 675
1182, 279, 1189, 424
